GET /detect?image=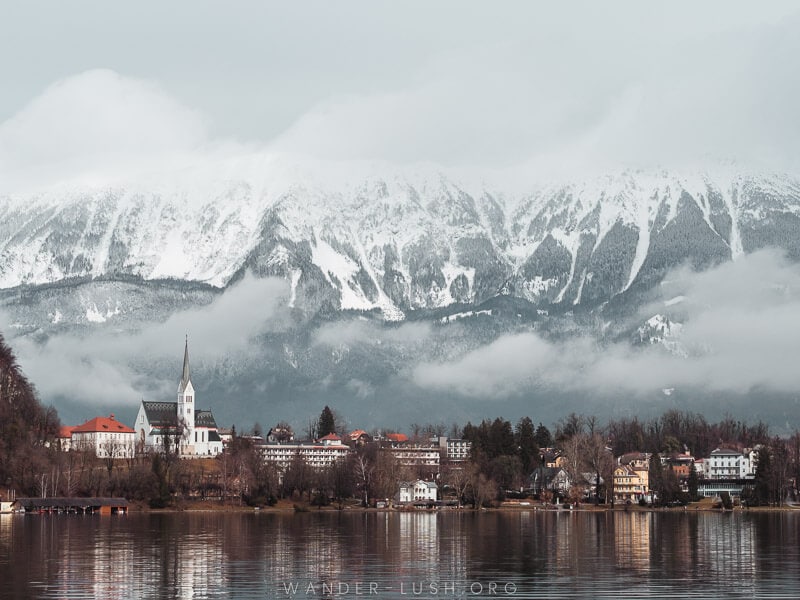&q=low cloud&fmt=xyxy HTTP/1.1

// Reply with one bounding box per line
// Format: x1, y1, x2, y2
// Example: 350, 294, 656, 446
0, 69, 210, 192
9, 275, 288, 409
4, 4, 800, 196
413, 250, 800, 397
